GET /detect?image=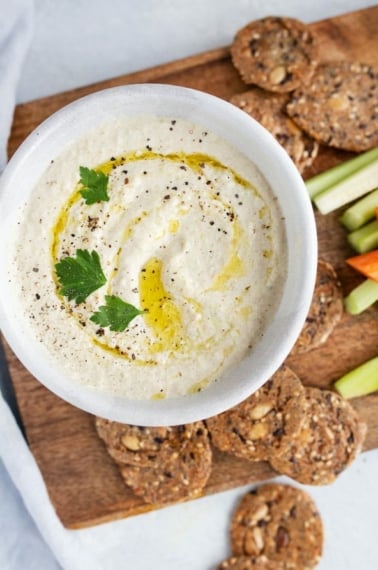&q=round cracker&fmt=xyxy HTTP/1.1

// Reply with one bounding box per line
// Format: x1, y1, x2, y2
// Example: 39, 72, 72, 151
119, 422, 212, 504
269, 387, 367, 485
95, 418, 197, 467
206, 366, 305, 462
230, 484, 323, 568
286, 61, 378, 151
291, 259, 343, 355
231, 17, 318, 92
230, 89, 318, 173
